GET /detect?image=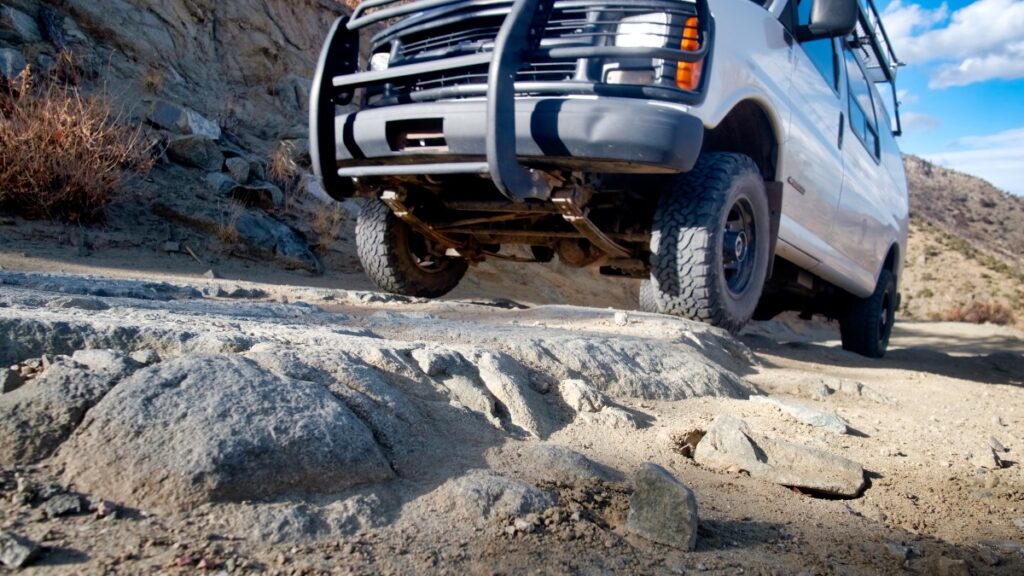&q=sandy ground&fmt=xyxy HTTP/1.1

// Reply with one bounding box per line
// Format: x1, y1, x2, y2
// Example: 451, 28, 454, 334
1, 245, 1023, 575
